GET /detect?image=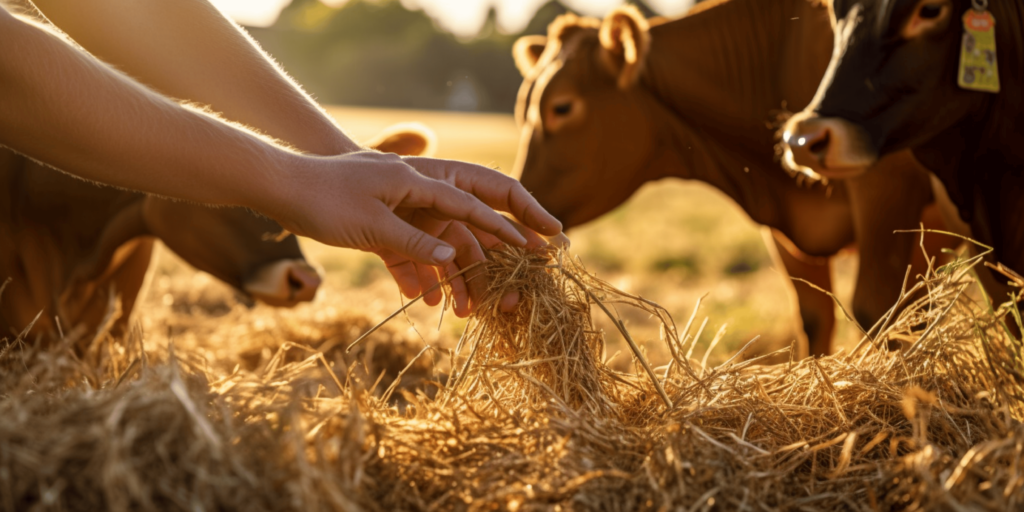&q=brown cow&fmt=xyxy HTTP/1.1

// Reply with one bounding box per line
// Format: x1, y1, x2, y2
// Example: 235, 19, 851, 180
782, 0, 1024, 306
512, 1, 948, 356
0, 126, 432, 341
